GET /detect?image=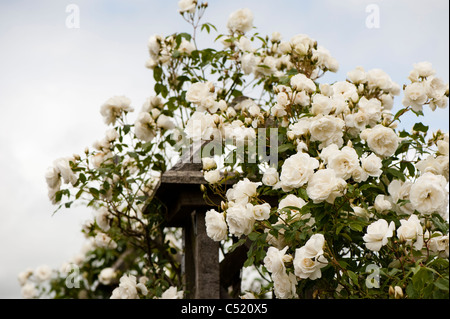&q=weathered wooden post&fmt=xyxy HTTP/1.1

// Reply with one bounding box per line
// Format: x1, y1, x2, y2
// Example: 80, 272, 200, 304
153, 142, 268, 299
154, 140, 225, 298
